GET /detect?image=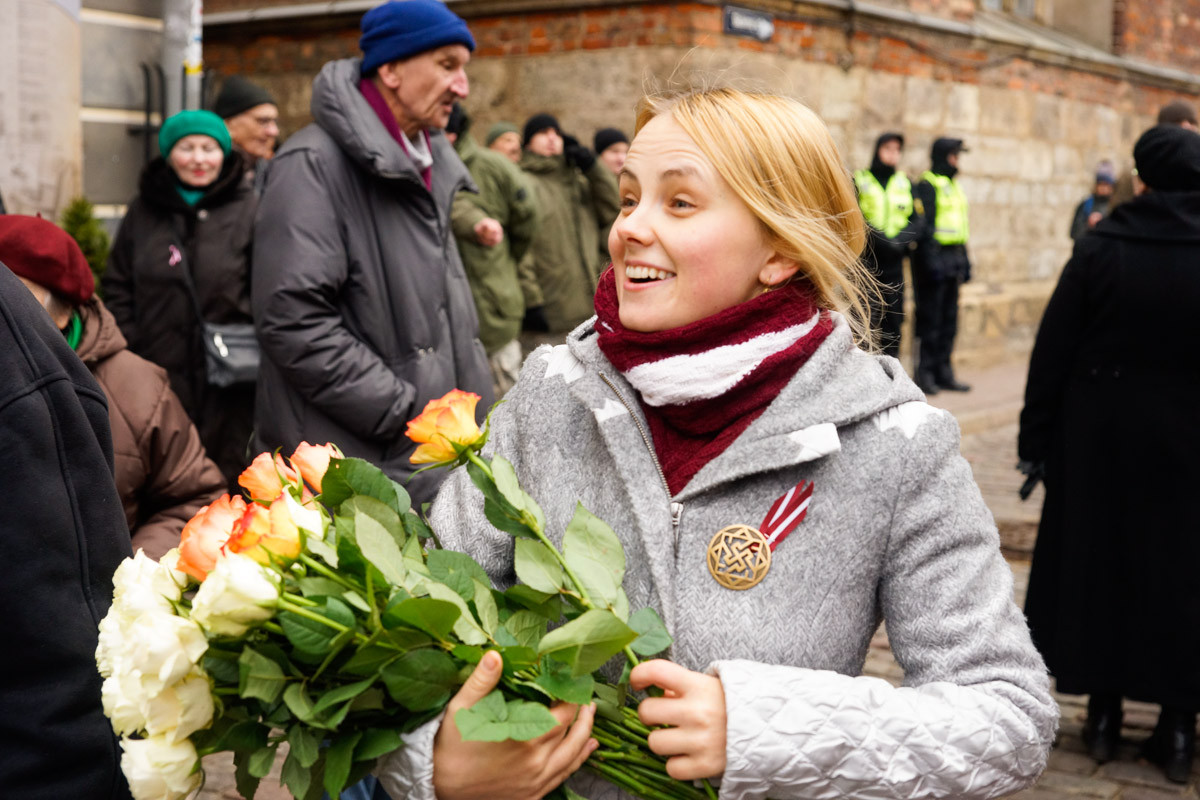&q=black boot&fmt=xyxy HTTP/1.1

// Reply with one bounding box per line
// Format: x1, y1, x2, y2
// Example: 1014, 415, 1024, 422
915, 370, 940, 395
1082, 693, 1123, 764
934, 366, 971, 392
1141, 706, 1196, 784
